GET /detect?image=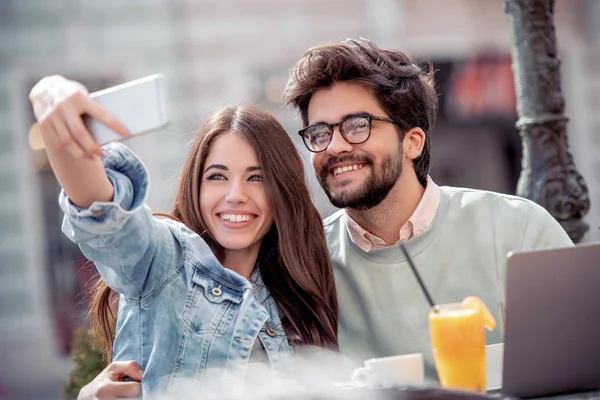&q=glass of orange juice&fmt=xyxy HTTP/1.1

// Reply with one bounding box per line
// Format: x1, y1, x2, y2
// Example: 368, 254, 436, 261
429, 297, 496, 393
